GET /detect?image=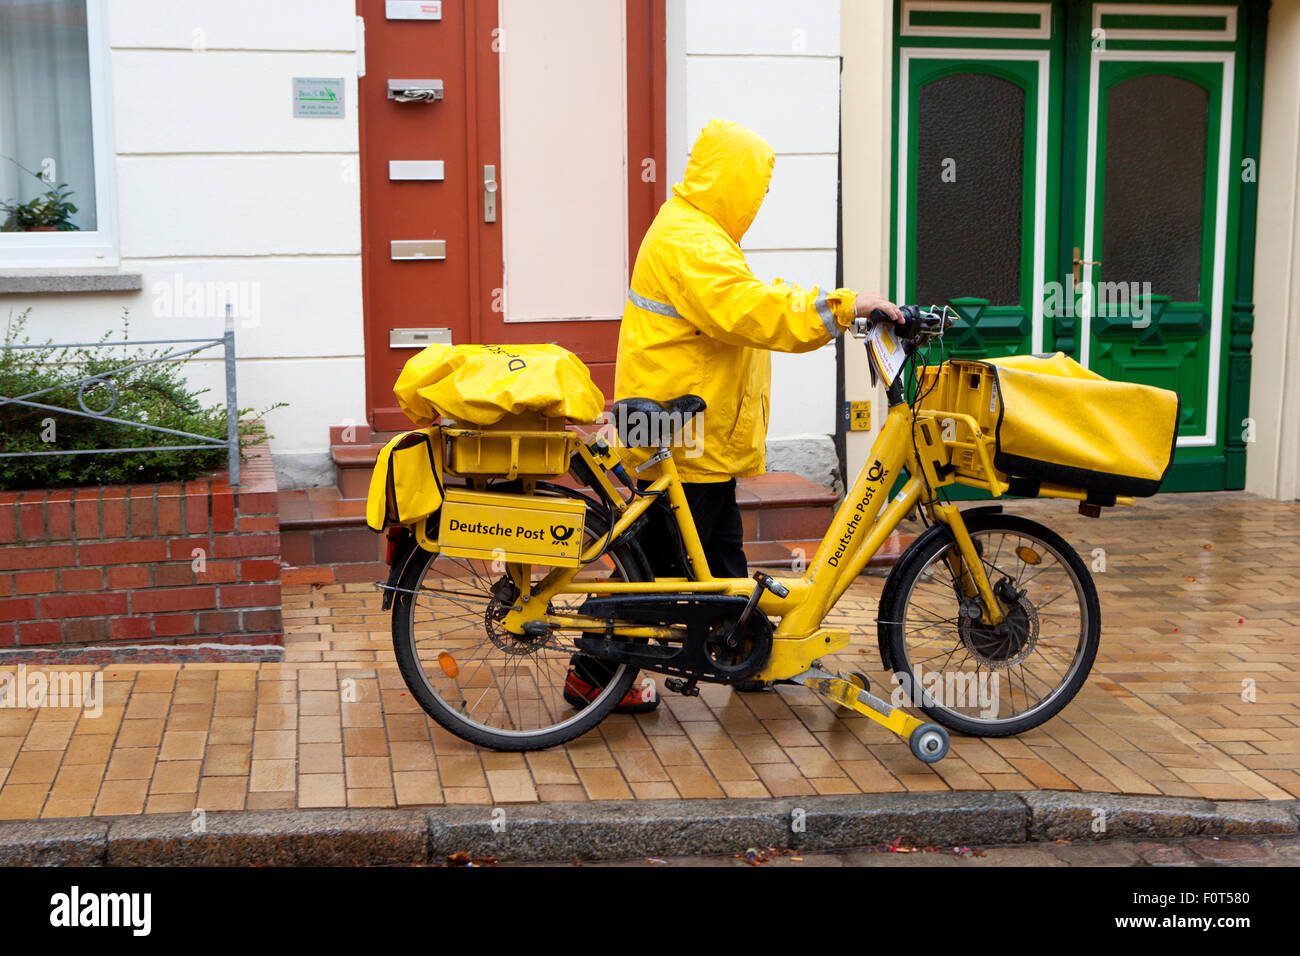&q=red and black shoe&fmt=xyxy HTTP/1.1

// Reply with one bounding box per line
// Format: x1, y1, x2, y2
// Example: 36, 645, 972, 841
563, 659, 659, 714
